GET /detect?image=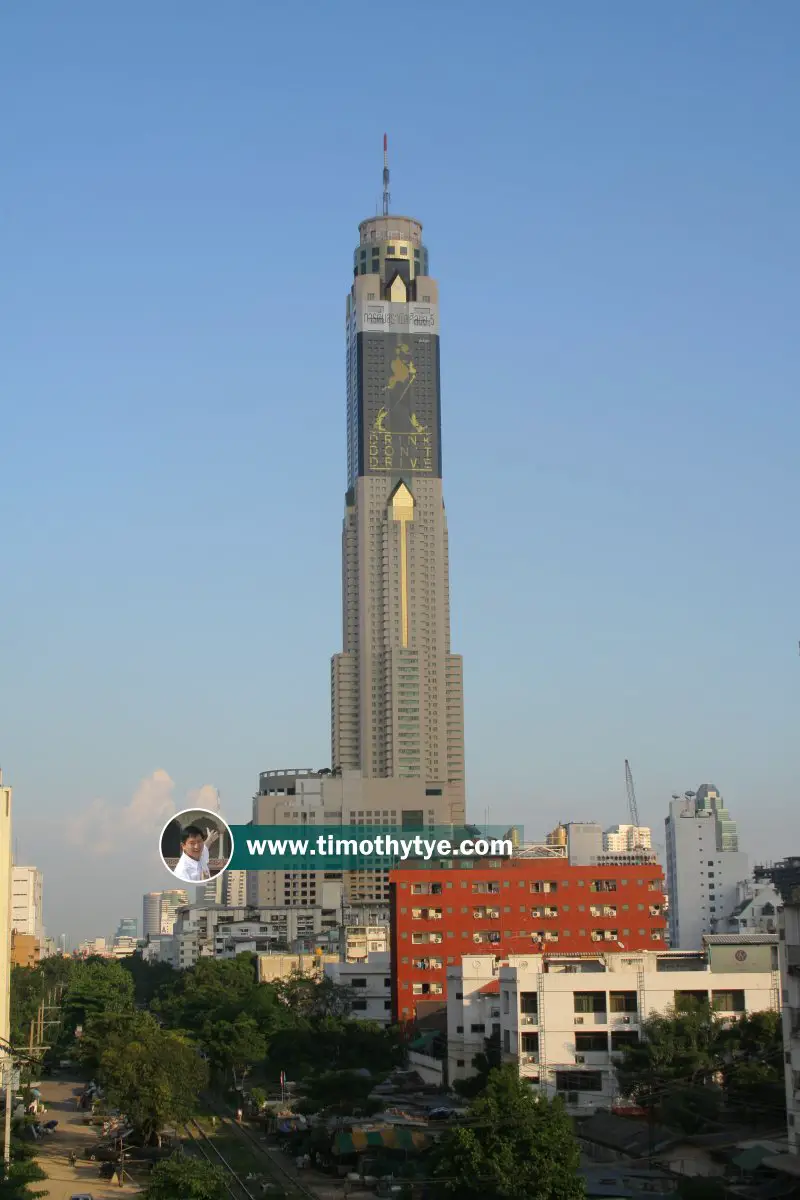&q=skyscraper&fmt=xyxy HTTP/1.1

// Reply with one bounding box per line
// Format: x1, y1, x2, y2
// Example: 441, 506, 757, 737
252, 147, 466, 914
665, 785, 748, 949
331, 141, 465, 822
142, 889, 188, 938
